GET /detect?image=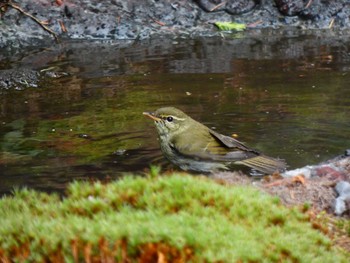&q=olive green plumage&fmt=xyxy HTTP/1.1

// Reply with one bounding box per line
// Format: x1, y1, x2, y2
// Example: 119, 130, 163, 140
143, 107, 286, 174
